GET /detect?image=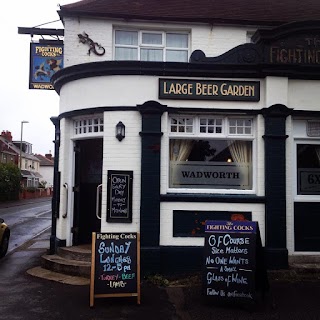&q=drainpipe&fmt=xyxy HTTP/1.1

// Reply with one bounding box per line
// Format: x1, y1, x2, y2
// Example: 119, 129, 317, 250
49, 116, 61, 254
